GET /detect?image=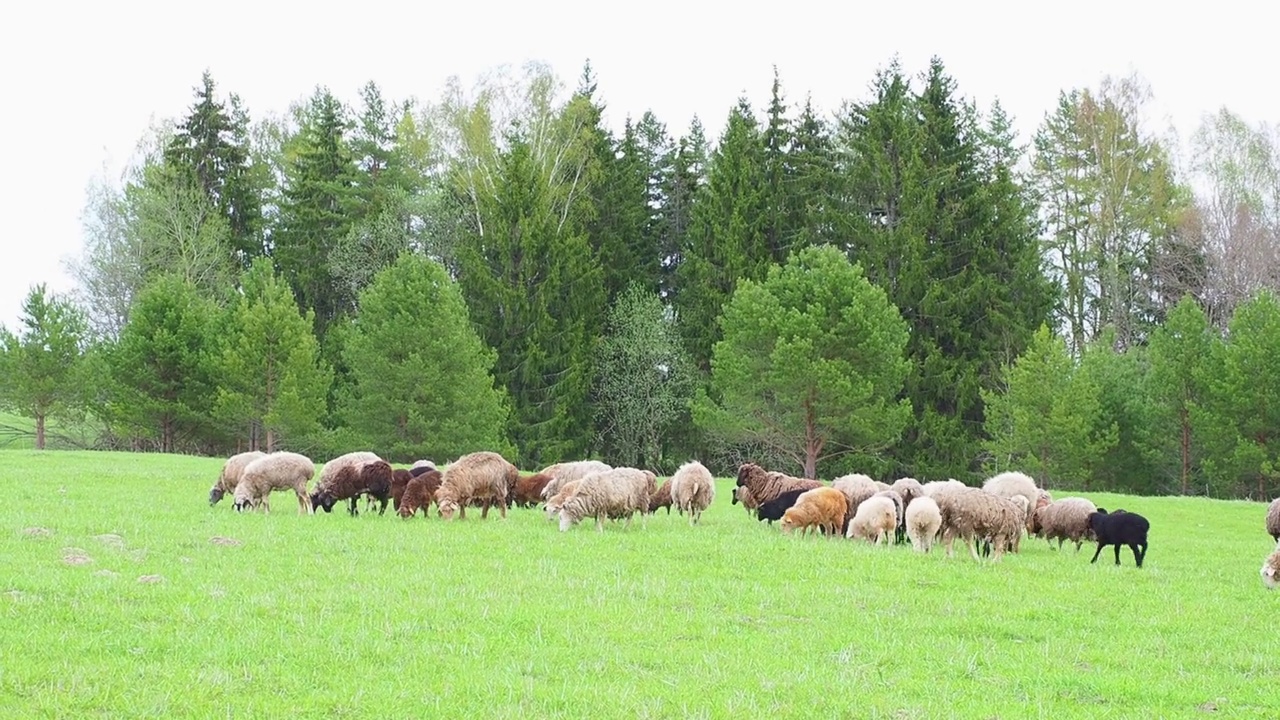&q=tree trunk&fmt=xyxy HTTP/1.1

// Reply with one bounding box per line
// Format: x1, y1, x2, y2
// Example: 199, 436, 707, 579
266, 427, 276, 453
1179, 407, 1190, 495
803, 397, 823, 480
35, 413, 46, 450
